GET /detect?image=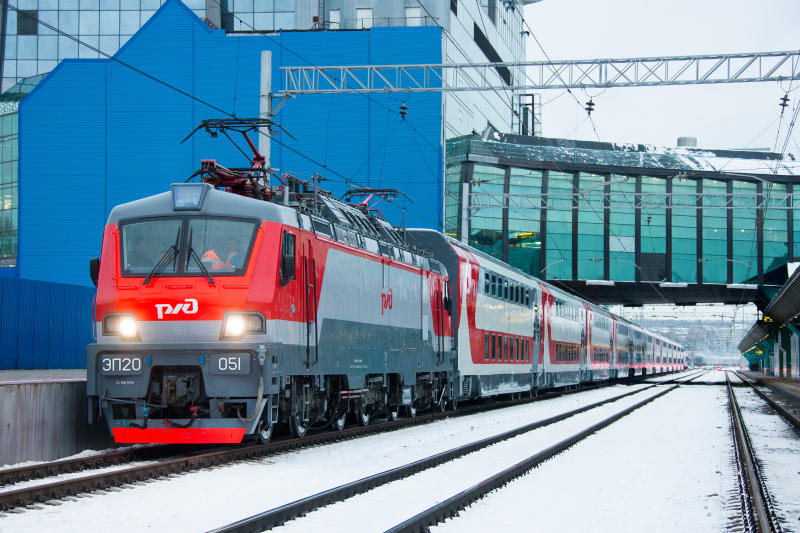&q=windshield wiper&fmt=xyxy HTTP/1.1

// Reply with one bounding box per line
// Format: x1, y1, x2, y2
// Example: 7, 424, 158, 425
186, 227, 215, 286
143, 245, 177, 286
143, 228, 181, 286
